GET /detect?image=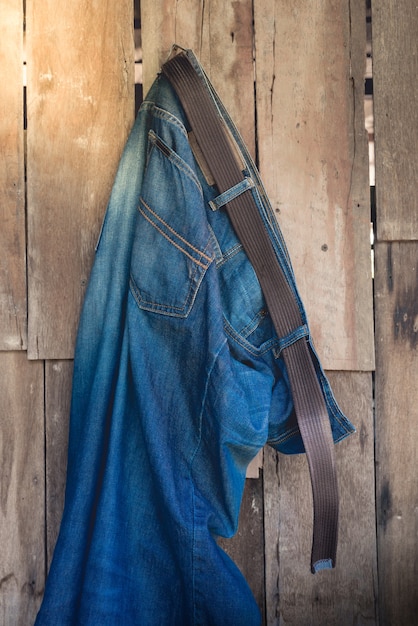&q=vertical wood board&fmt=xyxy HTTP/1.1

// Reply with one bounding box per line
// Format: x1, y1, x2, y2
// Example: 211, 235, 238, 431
372, 1, 418, 241
374, 242, 418, 625
141, 0, 256, 157
264, 372, 377, 625
26, 0, 135, 359
0, 352, 45, 625
0, 0, 27, 350
218, 477, 266, 624
254, 0, 374, 371
45, 360, 73, 569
